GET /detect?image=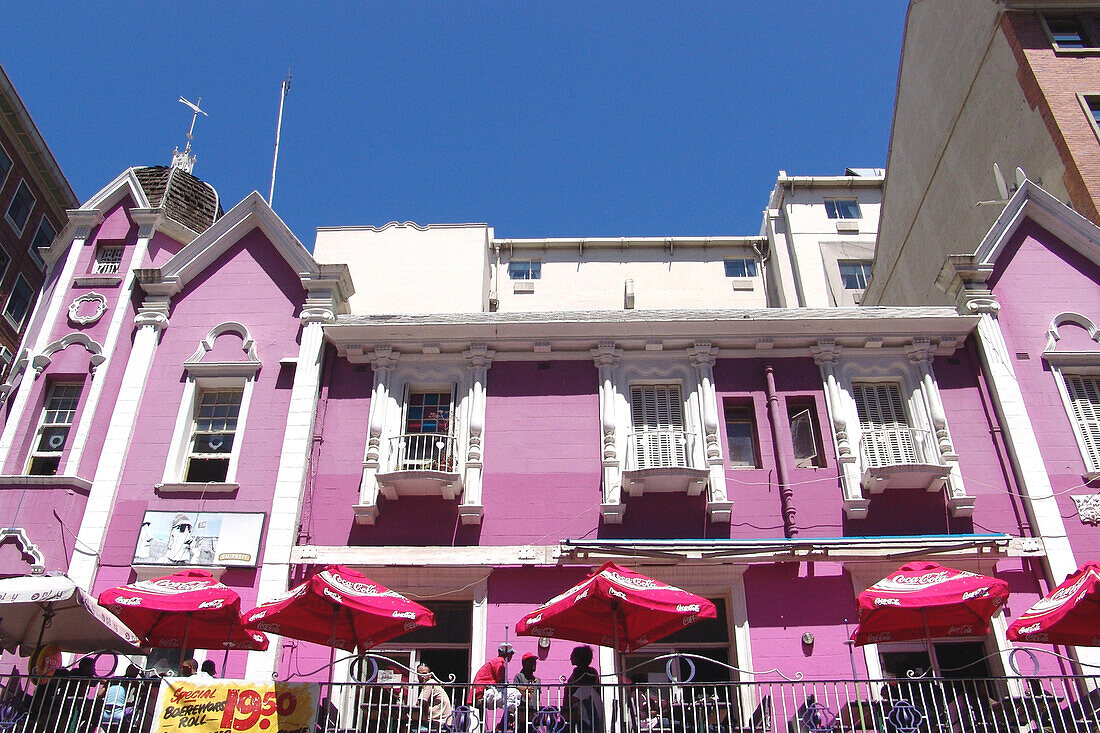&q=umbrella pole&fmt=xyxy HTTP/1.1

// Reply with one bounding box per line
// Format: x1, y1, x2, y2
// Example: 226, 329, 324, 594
180, 614, 192, 669
613, 605, 626, 733
222, 619, 235, 678
922, 611, 942, 677
32, 605, 54, 661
